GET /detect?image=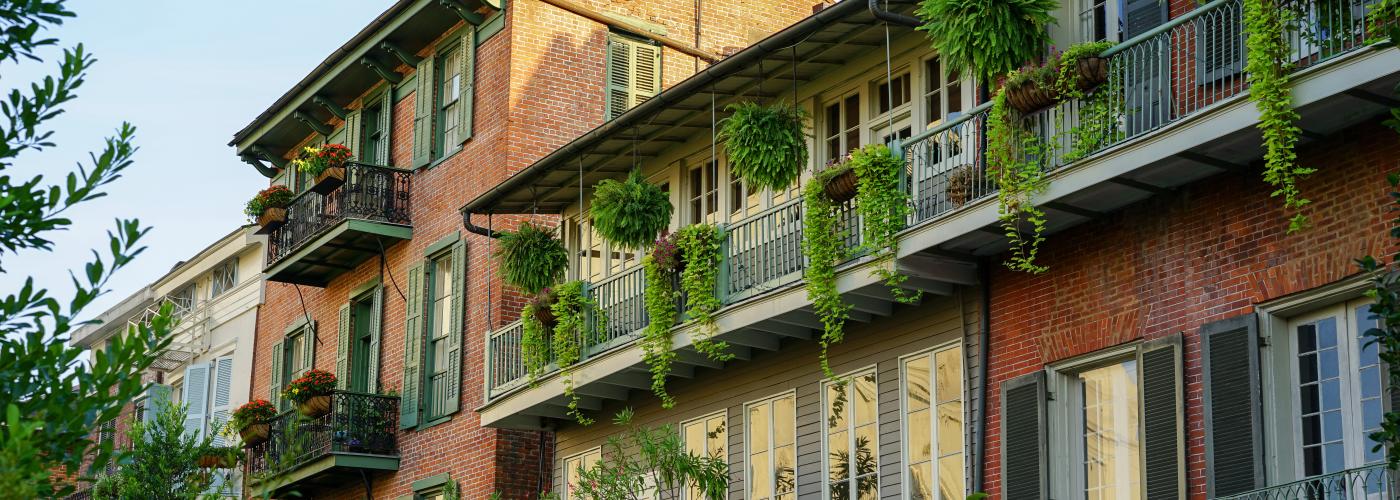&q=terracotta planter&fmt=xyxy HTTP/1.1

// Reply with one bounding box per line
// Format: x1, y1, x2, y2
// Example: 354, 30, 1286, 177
196, 450, 236, 469
1072, 56, 1110, 92
254, 208, 287, 235
238, 423, 270, 447
296, 394, 332, 418
310, 166, 346, 195
822, 168, 858, 203
1004, 80, 1060, 114
946, 165, 978, 208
